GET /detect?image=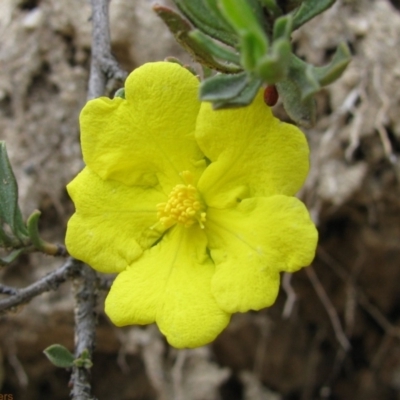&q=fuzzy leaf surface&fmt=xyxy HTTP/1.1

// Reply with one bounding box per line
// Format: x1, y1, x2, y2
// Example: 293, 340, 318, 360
292, 0, 335, 30
0, 142, 28, 244
200, 71, 249, 101
173, 0, 237, 46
